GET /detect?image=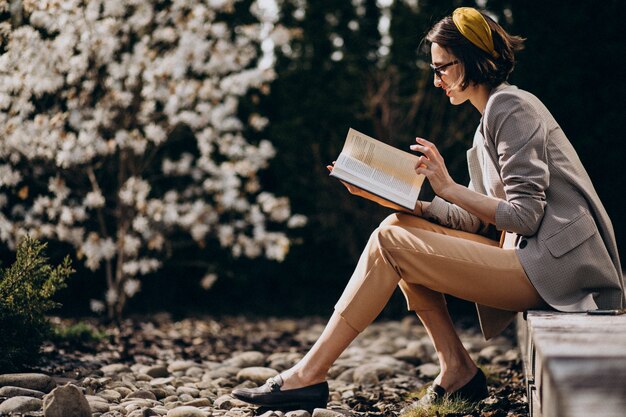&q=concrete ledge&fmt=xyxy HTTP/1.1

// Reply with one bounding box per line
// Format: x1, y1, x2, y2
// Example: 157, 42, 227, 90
516, 311, 626, 417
